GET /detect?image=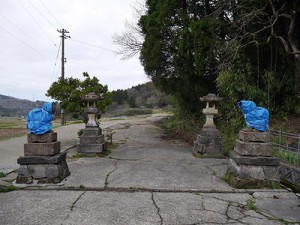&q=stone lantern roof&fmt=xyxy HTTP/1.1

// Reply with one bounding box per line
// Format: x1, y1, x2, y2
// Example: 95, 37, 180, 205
82, 92, 103, 101
200, 93, 223, 102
